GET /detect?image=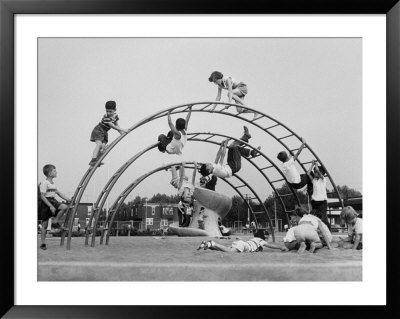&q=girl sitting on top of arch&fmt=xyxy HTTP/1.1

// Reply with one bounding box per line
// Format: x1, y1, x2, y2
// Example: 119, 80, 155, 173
208, 71, 257, 120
